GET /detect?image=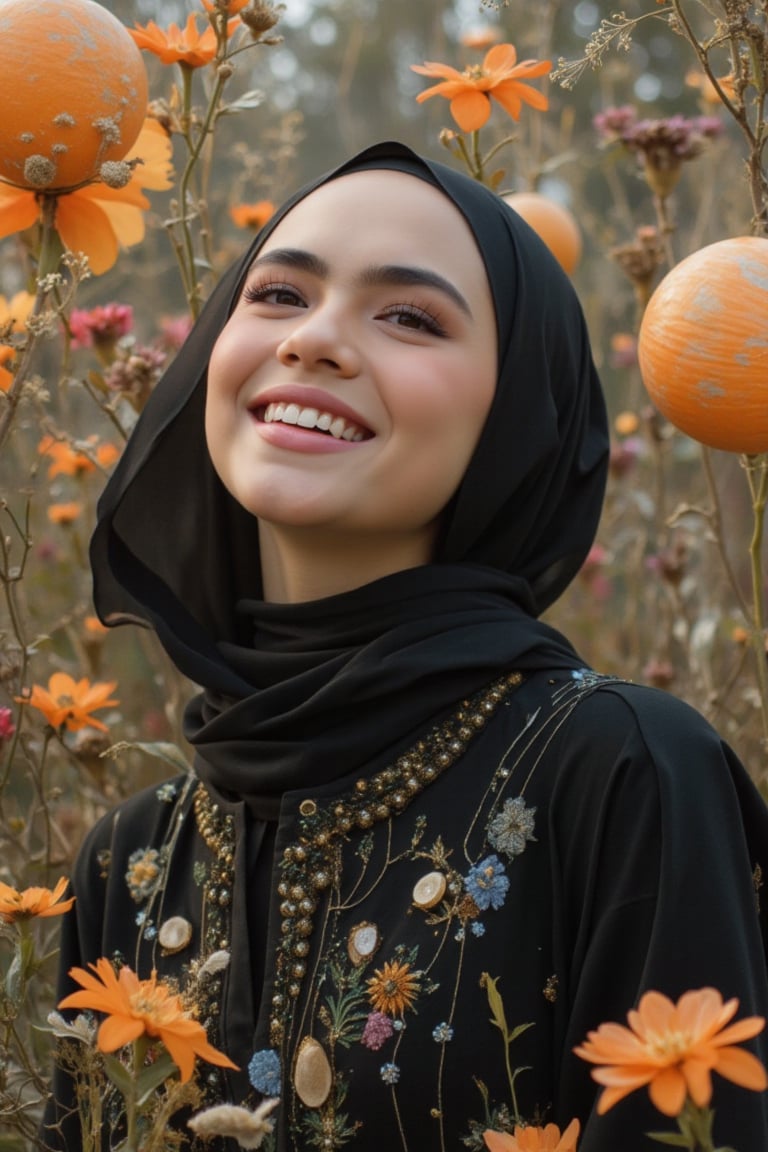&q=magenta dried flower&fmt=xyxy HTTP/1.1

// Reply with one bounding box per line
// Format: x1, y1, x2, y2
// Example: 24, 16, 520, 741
361, 1011, 394, 1051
